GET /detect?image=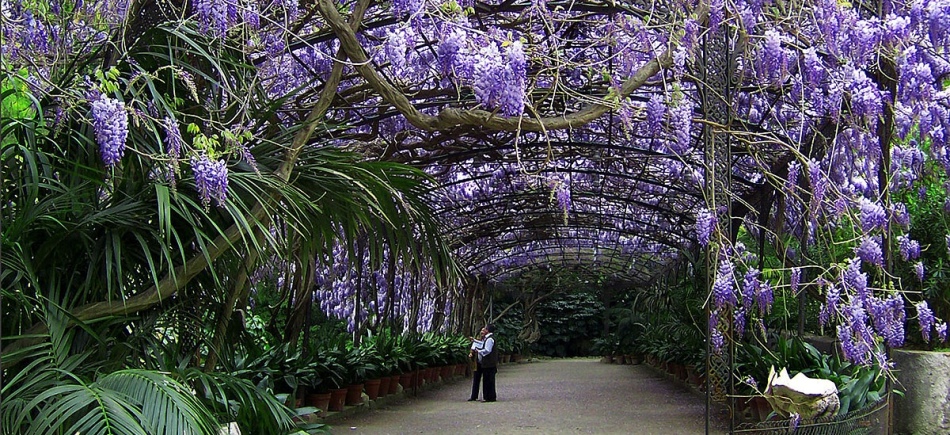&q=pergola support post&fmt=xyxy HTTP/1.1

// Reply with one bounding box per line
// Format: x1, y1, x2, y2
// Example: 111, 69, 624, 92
699, 16, 736, 433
